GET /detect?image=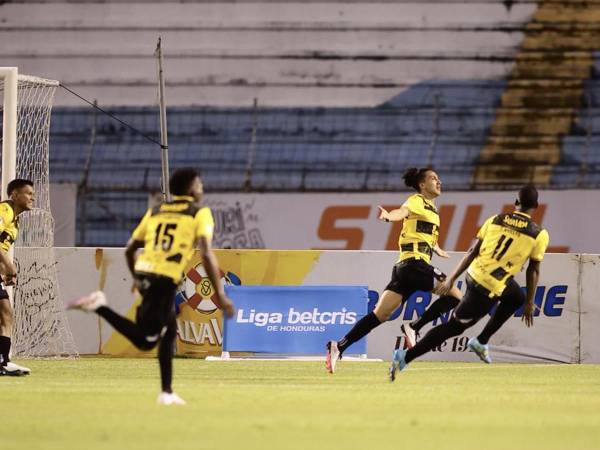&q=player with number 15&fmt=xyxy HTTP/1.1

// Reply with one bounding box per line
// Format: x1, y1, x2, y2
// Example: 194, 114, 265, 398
68, 168, 235, 404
